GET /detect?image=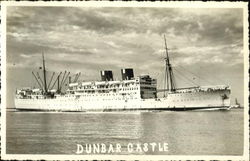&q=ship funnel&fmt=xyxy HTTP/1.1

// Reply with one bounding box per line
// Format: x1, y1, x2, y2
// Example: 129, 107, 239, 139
121, 68, 134, 80
100, 70, 113, 81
